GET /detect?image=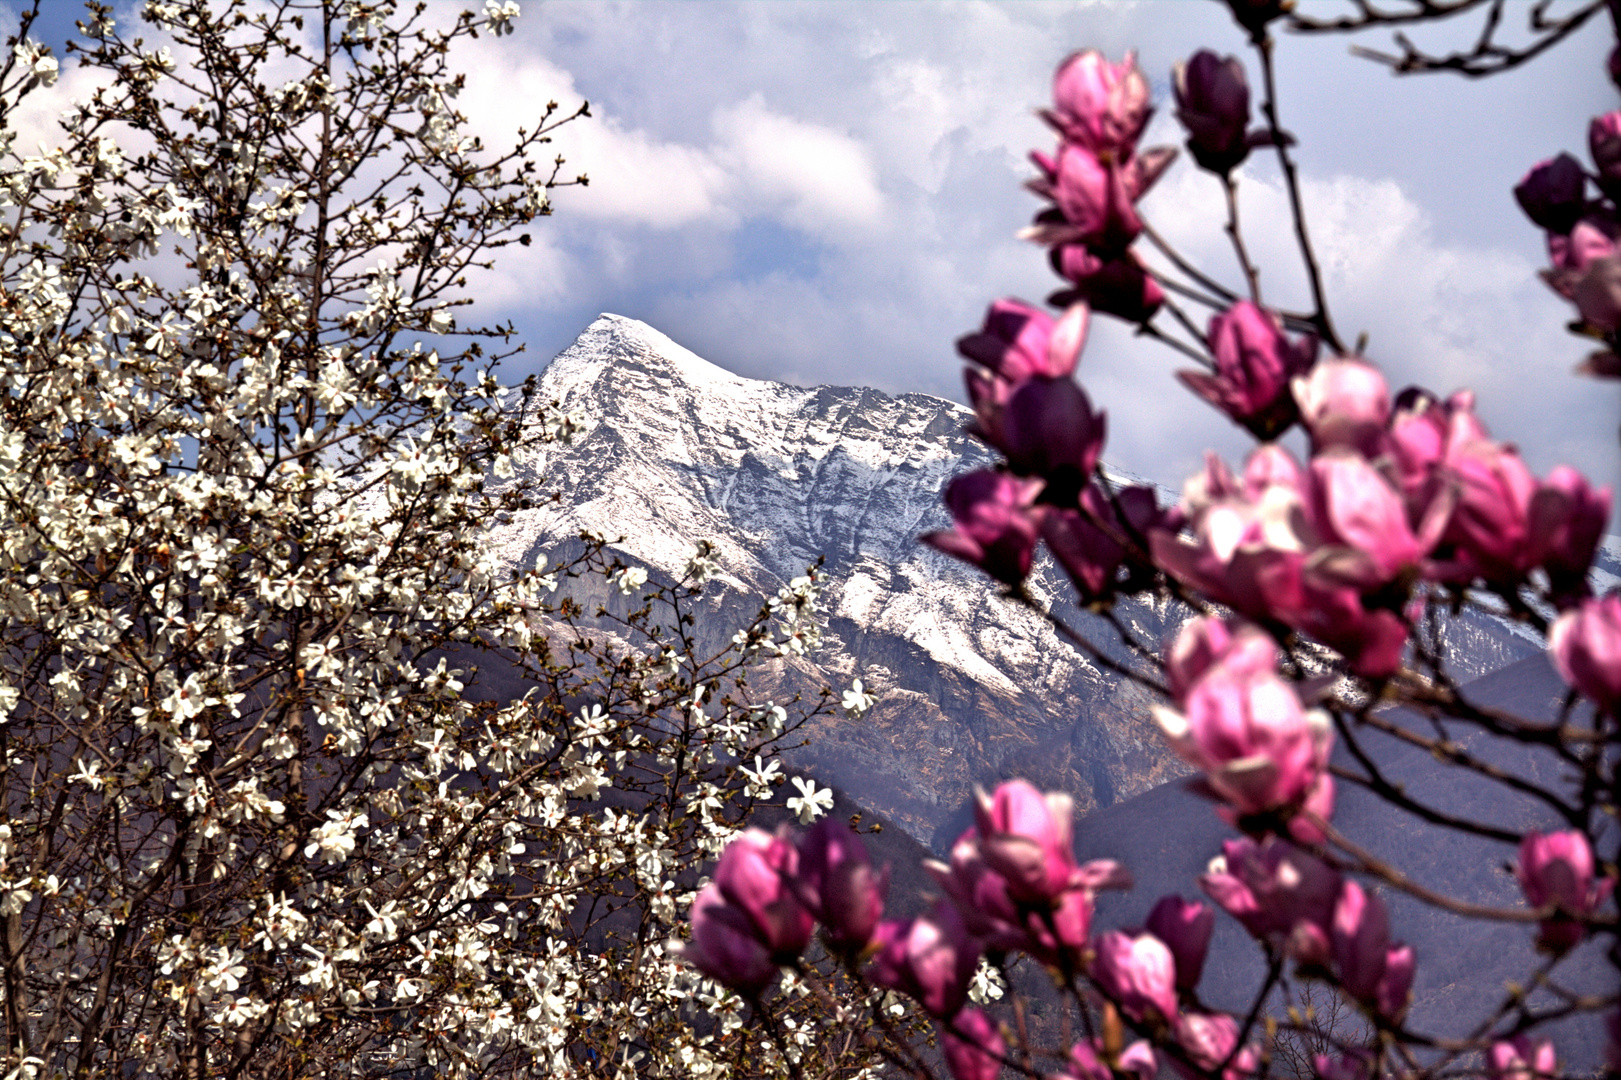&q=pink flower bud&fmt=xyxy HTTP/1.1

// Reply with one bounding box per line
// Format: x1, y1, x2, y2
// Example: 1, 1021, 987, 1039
1225, 0, 1290, 33
1145, 895, 1215, 991
1090, 929, 1179, 1023
1591, 113, 1621, 198
923, 470, 1045, 586
1514, 154, 1587, 235
1174, 51, 1254, 176
1045, 144, 1145, 254
1375, 944, 1414, 1021
1180, 301, 1317, 439
1046, 50, 1151, 157
1572, 254, 1621, 332
1549, 595, 1621, 714
925, 832, 1032, 953
1488, 1035, 1557, 1080
957, 298, 1089, 384
1154, 659, 1331, 819
1001, 377, 1107, 484
714, 828, 814, 958
1442, 432, 1539, 586
680, 882, 780, 993
1528, 466, 1611, 606
1050, 246, 1165, 324
941, 1008, 1005, 1080
1164, 617, 1278, 703
791, 818, 887, 951
1547, 216, 1619, 281
1515, 829, 1614, 951
1200, 837, 1342, 959
1330, 880, 1390, 1000
1293, 356, 1390, 458
868, 901, 981, 1019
